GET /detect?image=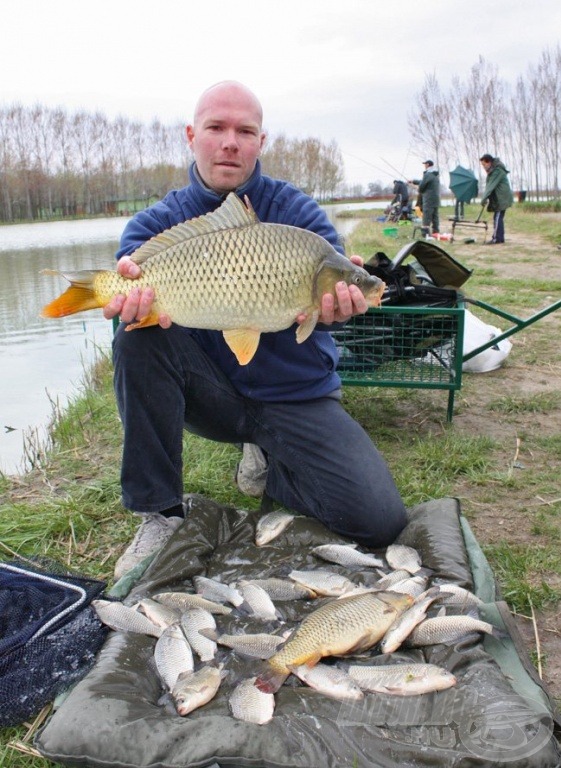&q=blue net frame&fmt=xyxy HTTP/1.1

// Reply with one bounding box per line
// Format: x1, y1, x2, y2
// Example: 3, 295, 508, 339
0, 559, 108, 727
